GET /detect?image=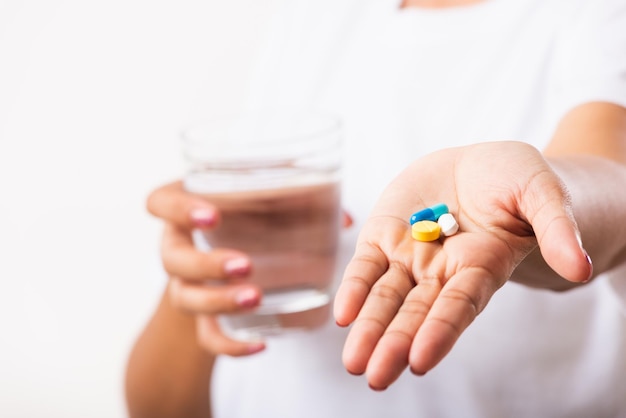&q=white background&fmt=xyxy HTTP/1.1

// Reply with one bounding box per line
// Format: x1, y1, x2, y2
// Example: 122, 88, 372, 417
0, 1, 280, 416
